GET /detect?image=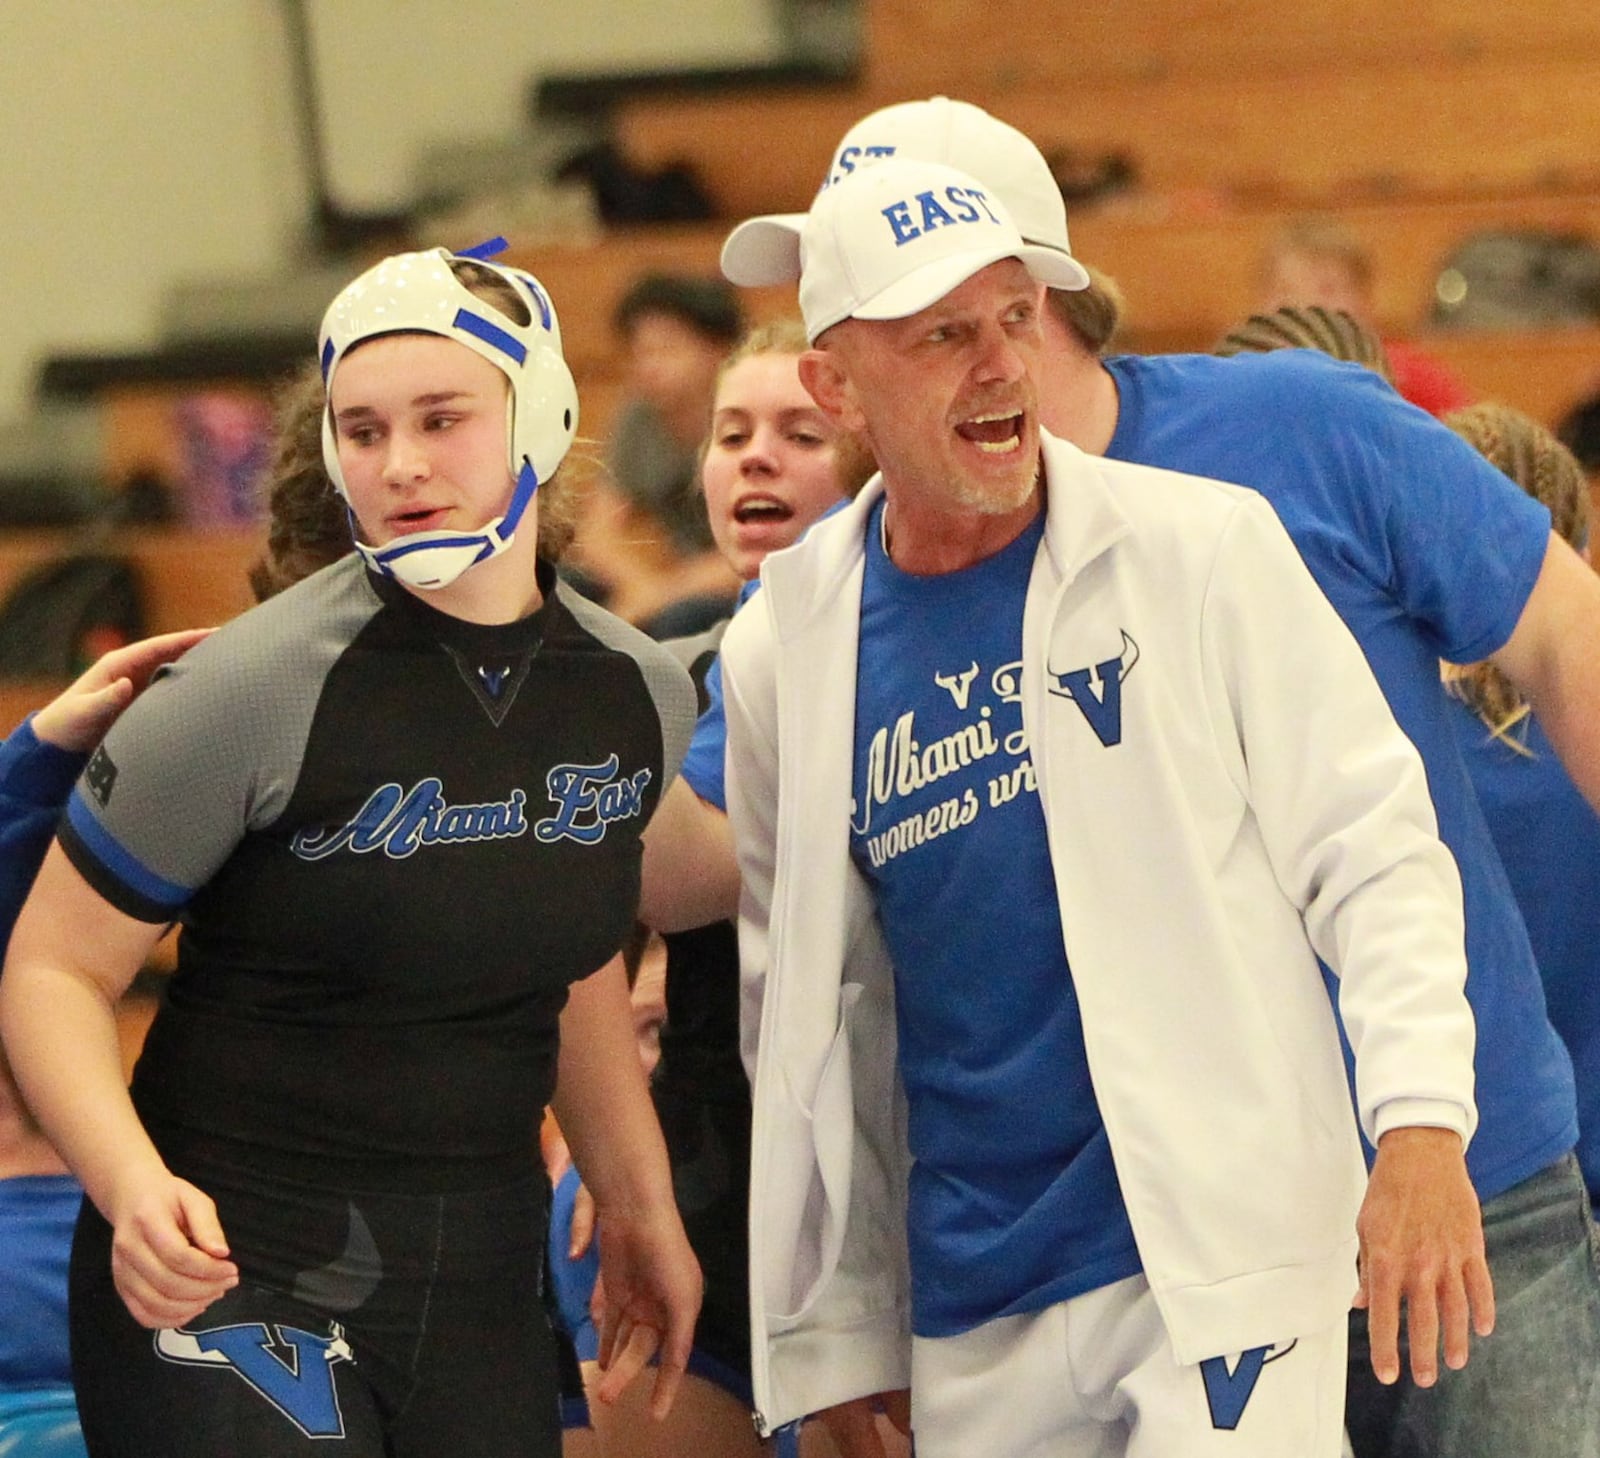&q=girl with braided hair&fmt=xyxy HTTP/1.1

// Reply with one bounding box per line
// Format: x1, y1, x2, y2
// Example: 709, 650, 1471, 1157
1213, 303, 1394, 384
